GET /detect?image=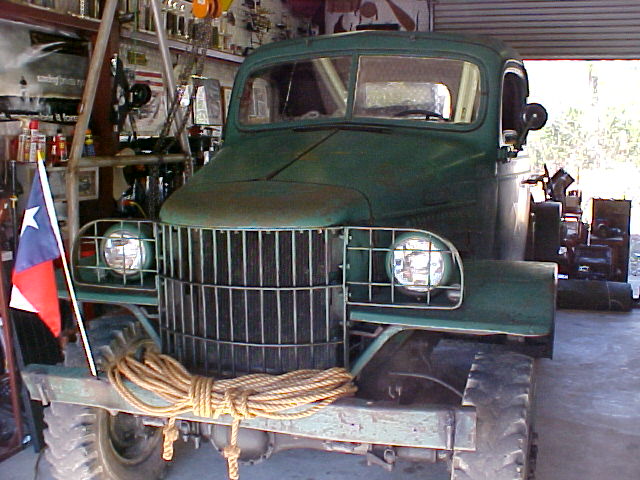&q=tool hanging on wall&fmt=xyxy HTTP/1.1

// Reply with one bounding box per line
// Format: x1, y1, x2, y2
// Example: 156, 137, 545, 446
147, 14, 215, 219
110, 55, 152, 136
